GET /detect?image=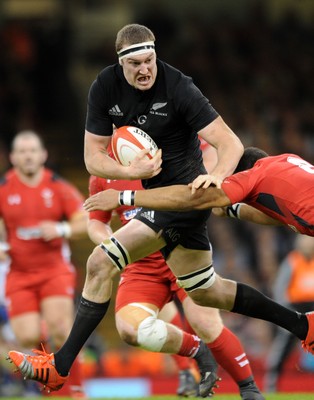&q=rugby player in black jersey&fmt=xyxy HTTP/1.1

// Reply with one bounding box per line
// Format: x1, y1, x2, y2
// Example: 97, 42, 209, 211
8, 23, 314, 400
